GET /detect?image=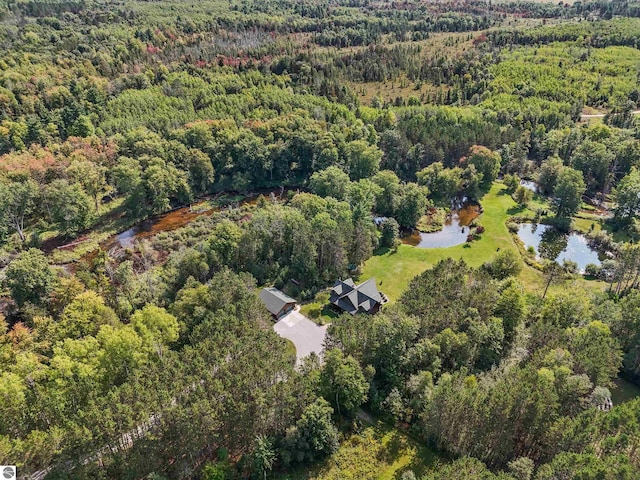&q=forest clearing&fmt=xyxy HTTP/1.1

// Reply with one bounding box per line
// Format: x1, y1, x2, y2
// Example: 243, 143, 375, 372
2, 0, 640, 478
